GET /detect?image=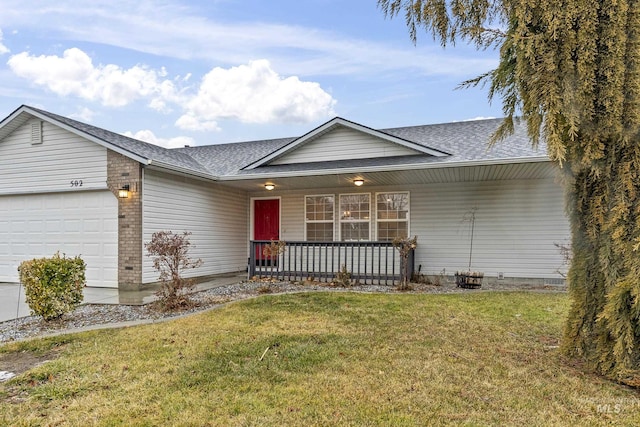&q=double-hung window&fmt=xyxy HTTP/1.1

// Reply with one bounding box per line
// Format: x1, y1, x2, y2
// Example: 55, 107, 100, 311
305, 195, 334, 241
339, 193, 371, 241
376, 192, 409, 241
